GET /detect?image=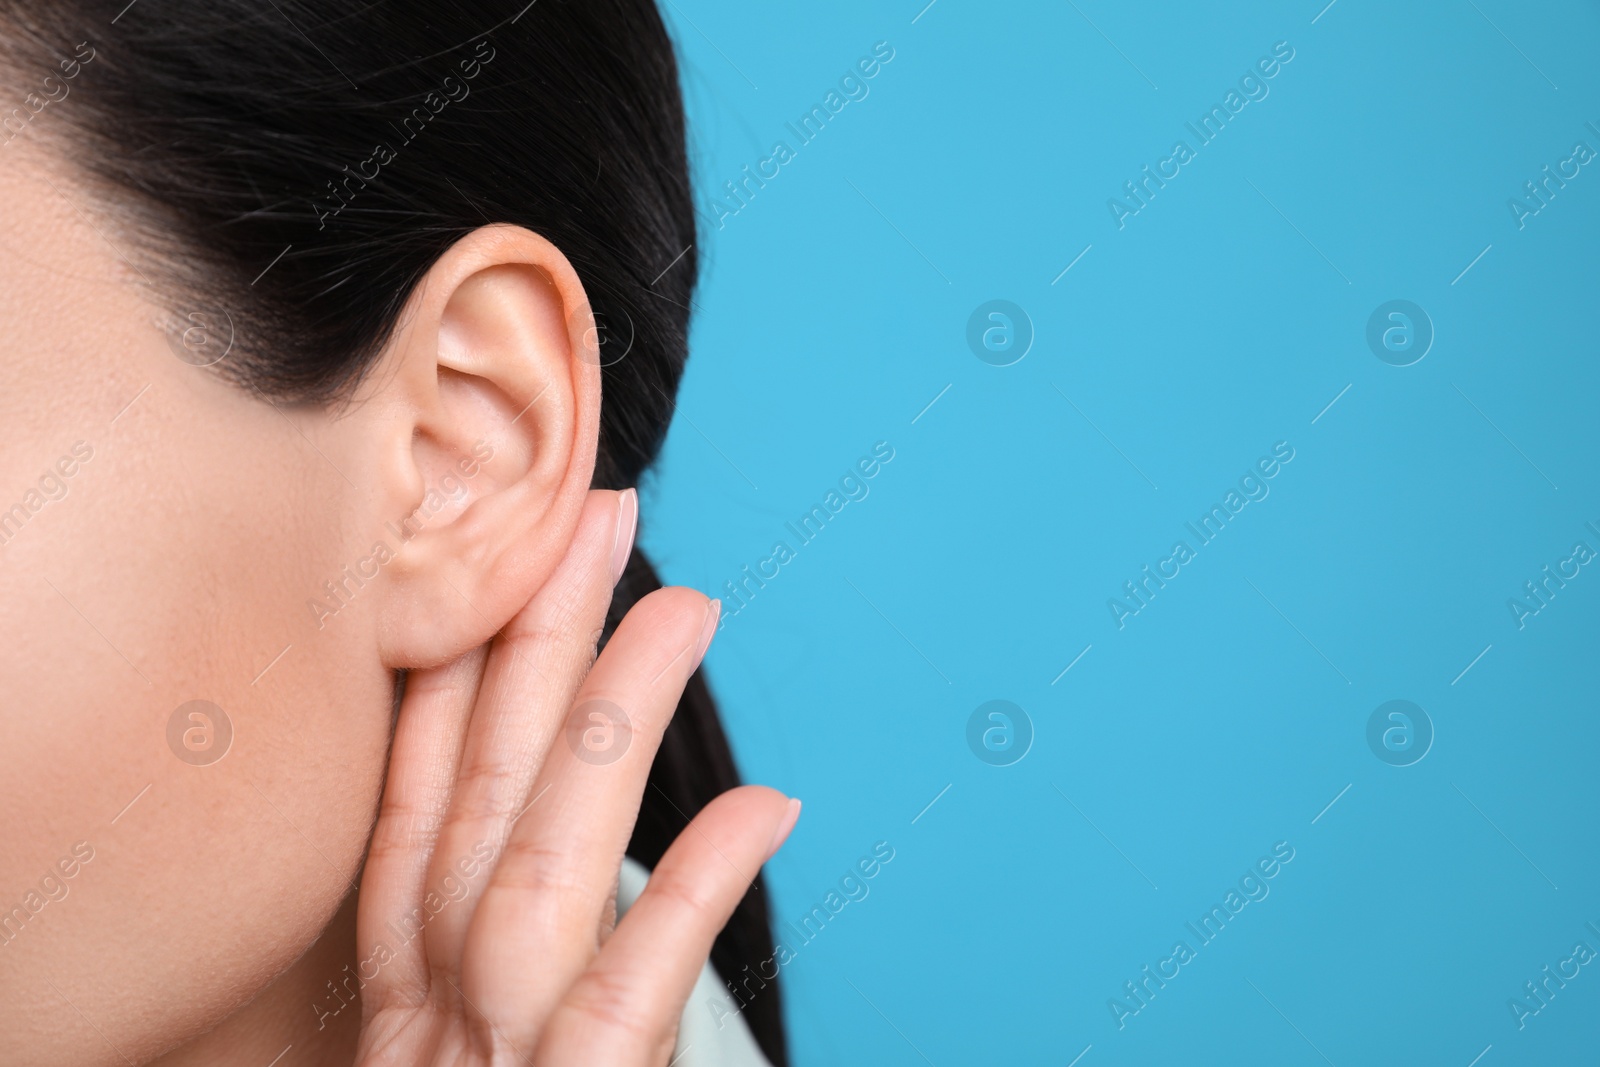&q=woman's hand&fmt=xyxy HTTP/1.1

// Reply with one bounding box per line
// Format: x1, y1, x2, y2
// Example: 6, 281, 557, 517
349, 489, 799, 1066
